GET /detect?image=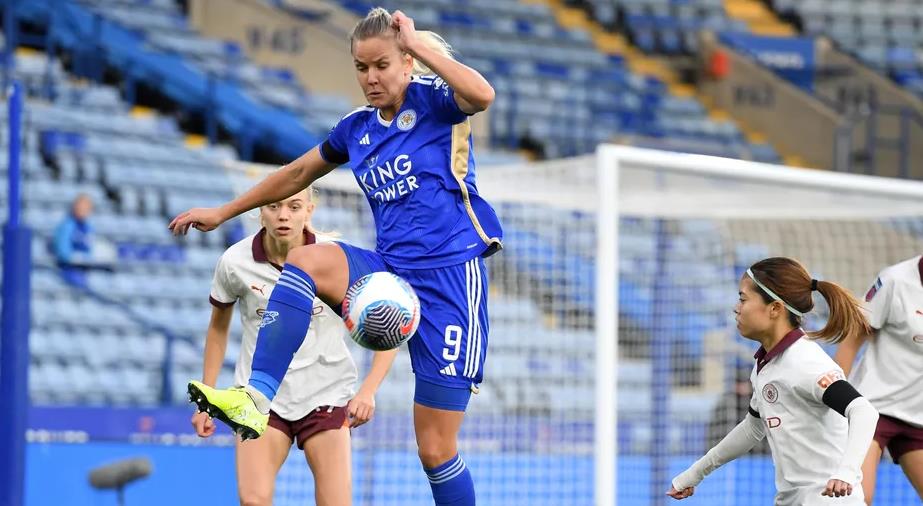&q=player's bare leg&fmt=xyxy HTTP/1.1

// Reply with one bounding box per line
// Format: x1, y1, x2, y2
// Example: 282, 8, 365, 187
414, 403, 465, 469
303, 426, 352, 506
415, 402, 478, 505
236, 426, 291, 506
861, 441, 883, 505
898, 449, 923, 500
286, 242, 350, 307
